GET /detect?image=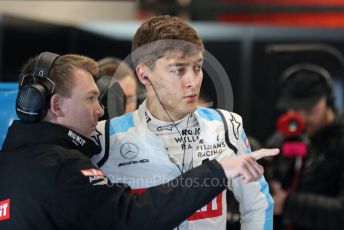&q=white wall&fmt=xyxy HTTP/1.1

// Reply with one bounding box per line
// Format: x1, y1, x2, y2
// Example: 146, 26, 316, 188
0, 1, 137, 25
